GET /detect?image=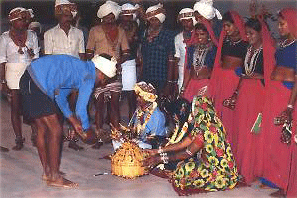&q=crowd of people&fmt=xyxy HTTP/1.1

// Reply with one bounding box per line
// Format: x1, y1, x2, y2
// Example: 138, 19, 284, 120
0, 0, 296, 196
